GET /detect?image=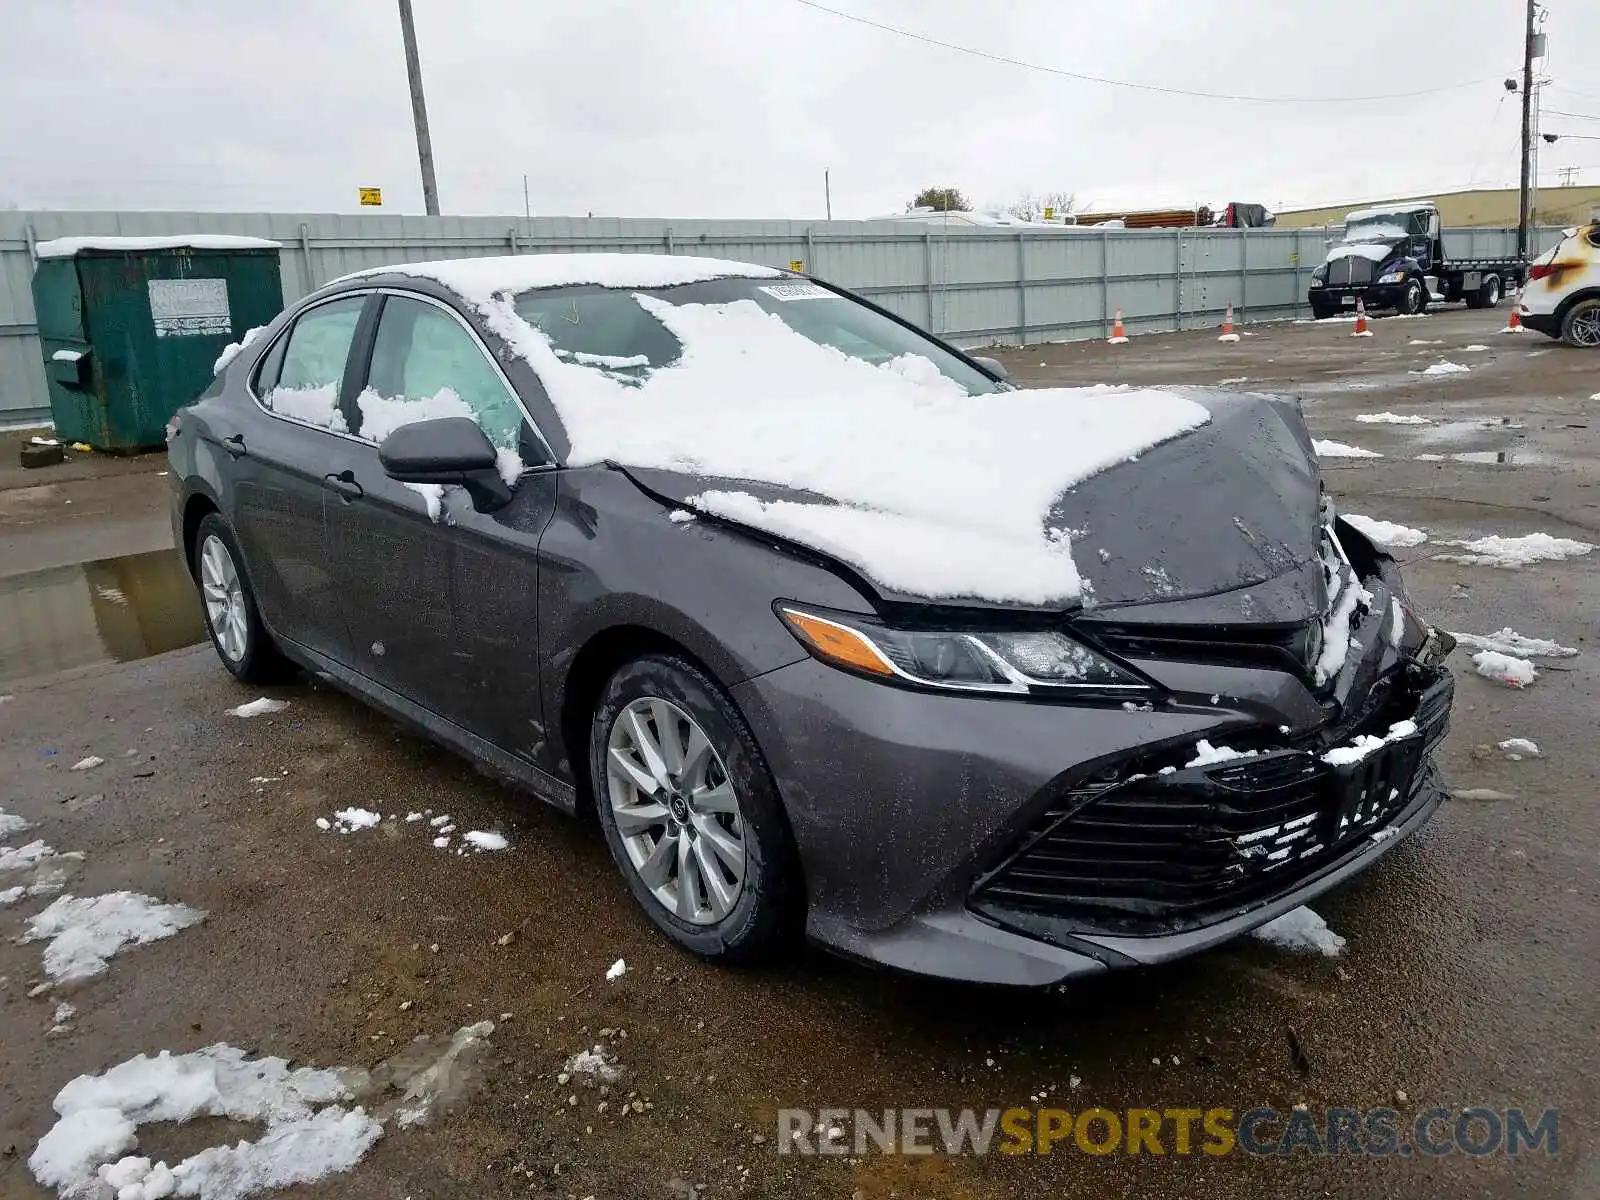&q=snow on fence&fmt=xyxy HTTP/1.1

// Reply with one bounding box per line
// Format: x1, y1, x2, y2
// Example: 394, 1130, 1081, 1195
0, 210, 1563, 427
